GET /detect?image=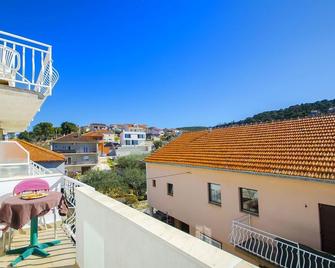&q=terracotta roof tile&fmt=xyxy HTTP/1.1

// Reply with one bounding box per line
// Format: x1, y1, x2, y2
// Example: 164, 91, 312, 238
17, 140, 65, 162
146, 115, 335, 180
52, 133, 99, 142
